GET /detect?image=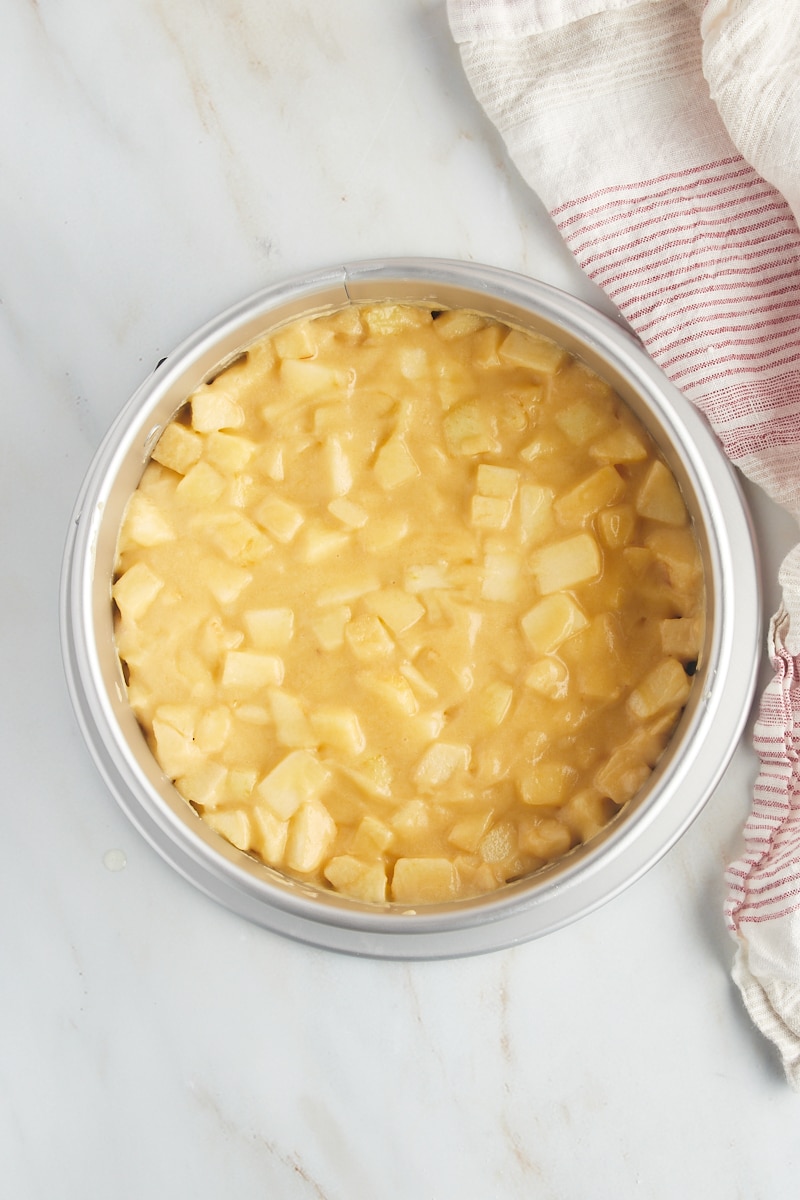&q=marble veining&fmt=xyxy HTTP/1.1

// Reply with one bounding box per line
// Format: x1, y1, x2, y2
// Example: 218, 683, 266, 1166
2, 2, 800, 1197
